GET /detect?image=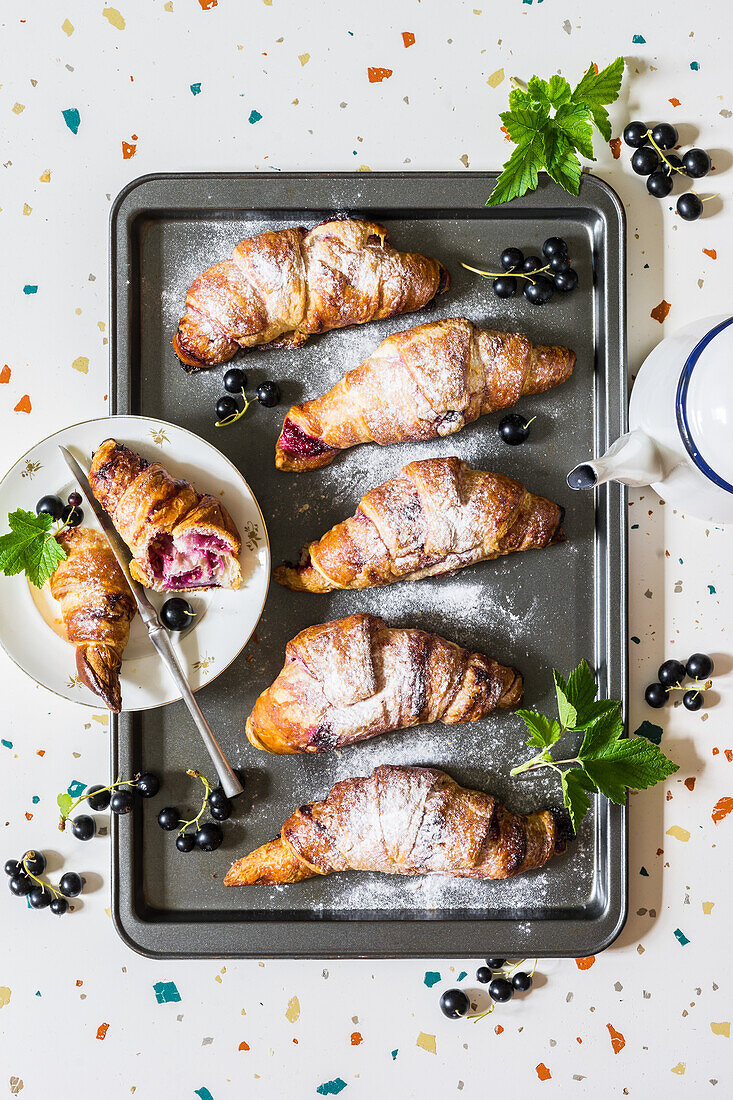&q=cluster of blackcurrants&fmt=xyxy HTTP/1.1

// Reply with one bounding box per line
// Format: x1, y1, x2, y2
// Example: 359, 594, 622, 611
36, 492, 84, 528
65, 773, 161, 841
157, 773, 234, 853
465, 237, 578, 307
215, 367, 281, 427
5, 850, 83, 915
439, 958, 534, 1019
623, 121, 712, 221
645, 651, 714, 712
